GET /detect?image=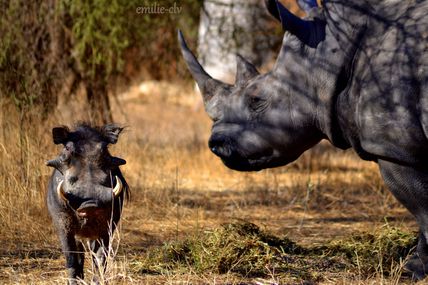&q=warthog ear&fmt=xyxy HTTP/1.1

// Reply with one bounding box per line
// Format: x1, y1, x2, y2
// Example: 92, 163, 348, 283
46, 158, 61, 168
52, 126, 70, 145
235, 54, 259, 87
111, 156, 126, 166
265, 0, 325, 48
102, 124, 124, 144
